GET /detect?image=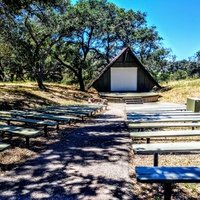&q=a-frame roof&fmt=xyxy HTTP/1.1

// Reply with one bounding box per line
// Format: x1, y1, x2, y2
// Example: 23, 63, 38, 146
88, 47, 161, 89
